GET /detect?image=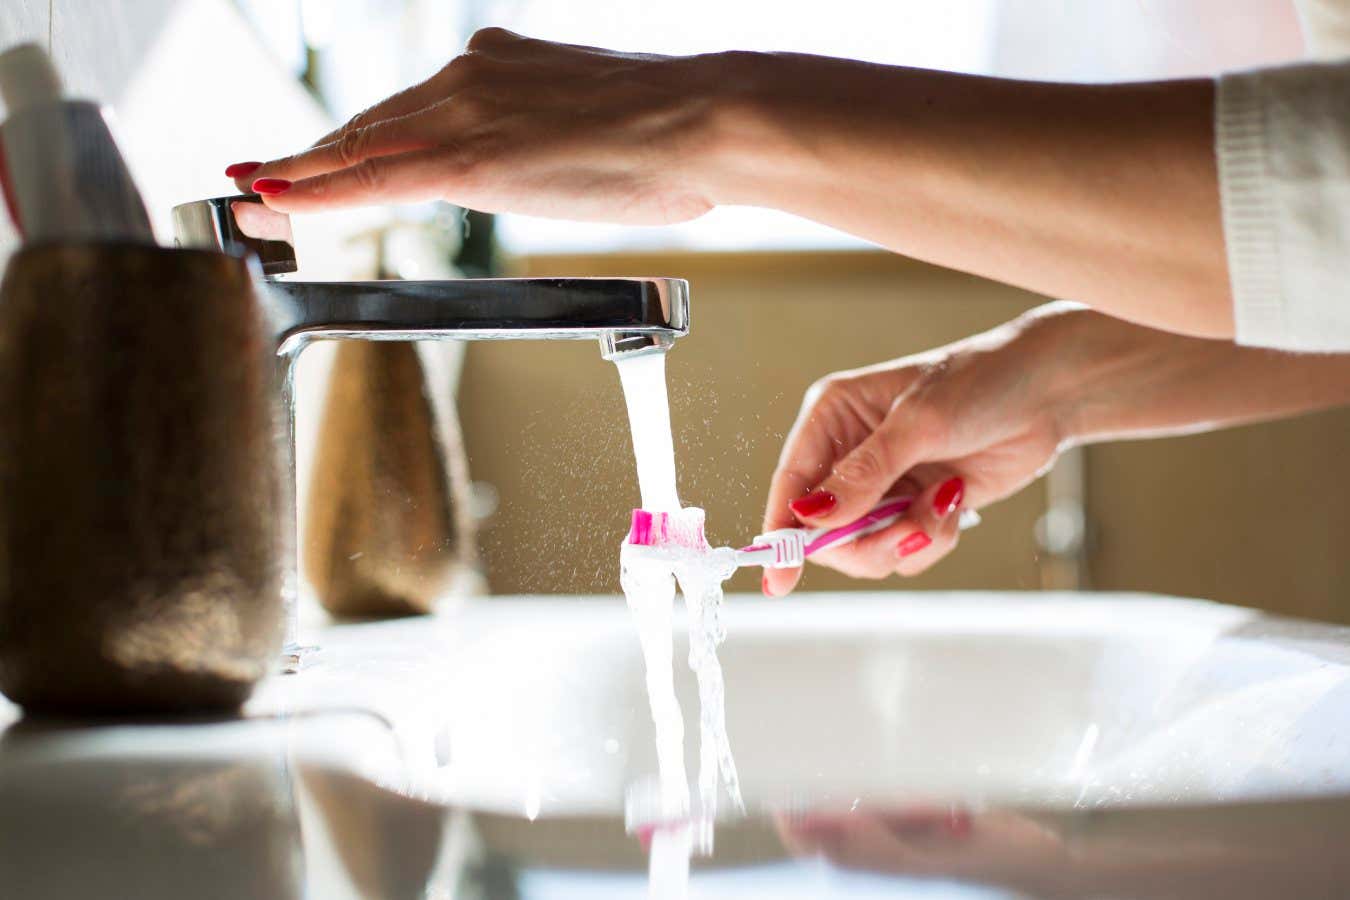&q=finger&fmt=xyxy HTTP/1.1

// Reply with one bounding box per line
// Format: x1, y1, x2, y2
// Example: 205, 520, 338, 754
822, 468, 962, 577
878, 805, 973, 839
762, 562, 802, 599
763, 409, 833, 534
894, 508, 960, 577
777, 819, 847, 861
229, 55, 498, 191
241, 108, 446, 191
468, 26, 650, 63
806, 474, 923, 579
790, 408, 935, 531
464, 26, 526, 53
892, 471, 965, 576
233, 94, 437, 194
312, 51, 498, 146
806, 813, 916, 873
253, 148, 459, 213
761, 389, 844, 598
